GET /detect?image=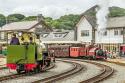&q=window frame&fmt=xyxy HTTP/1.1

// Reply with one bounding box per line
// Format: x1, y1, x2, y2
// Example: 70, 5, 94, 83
81, 30, 89, 37
114, 29, 119, 36
103, 31, 107, 36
